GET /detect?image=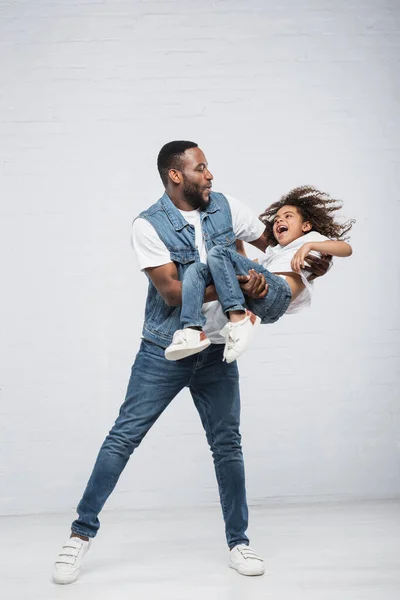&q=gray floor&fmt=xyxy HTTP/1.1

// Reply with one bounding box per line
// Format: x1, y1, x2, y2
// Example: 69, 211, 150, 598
2, 500, 400, 600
